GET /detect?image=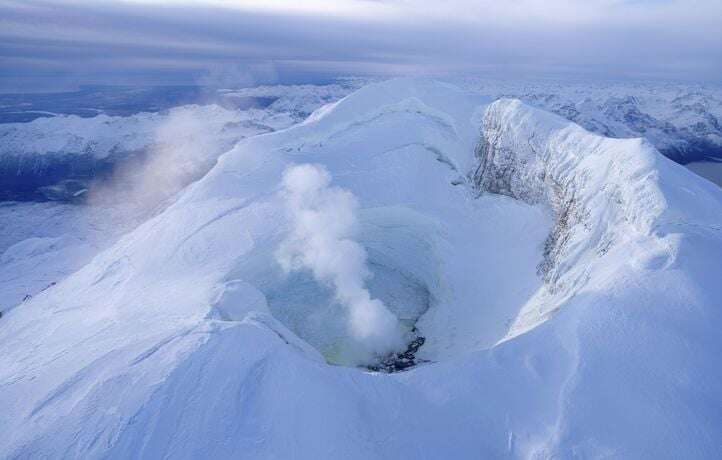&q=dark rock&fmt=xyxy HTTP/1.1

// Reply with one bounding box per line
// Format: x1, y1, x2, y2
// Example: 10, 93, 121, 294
367, 331, 427, 373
